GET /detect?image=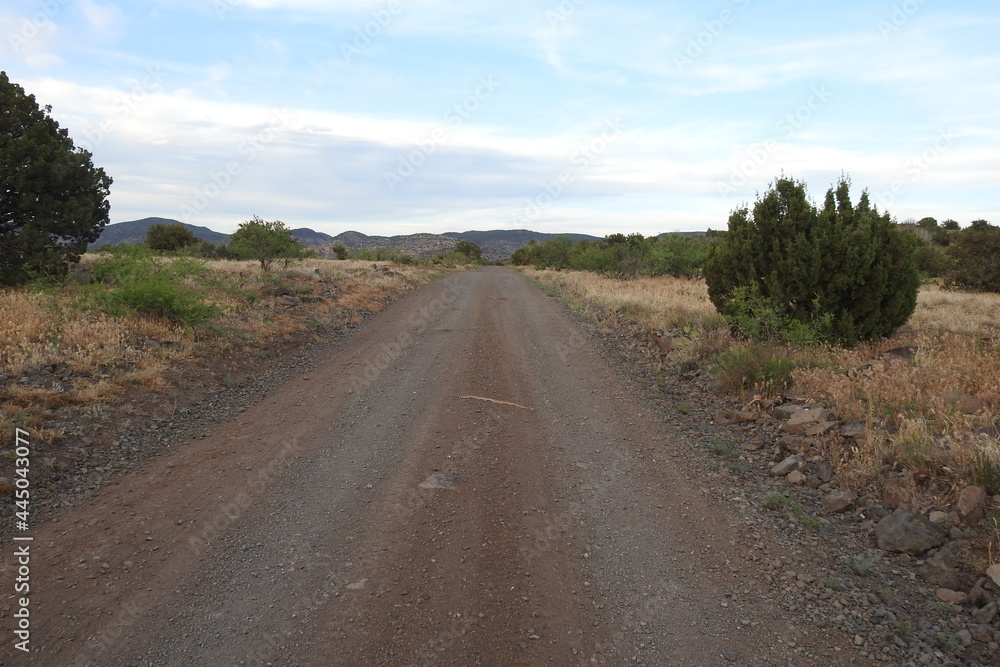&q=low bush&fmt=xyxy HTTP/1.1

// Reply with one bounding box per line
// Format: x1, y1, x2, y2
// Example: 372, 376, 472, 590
712, 344, 797, 396
85, 245, 219, 325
